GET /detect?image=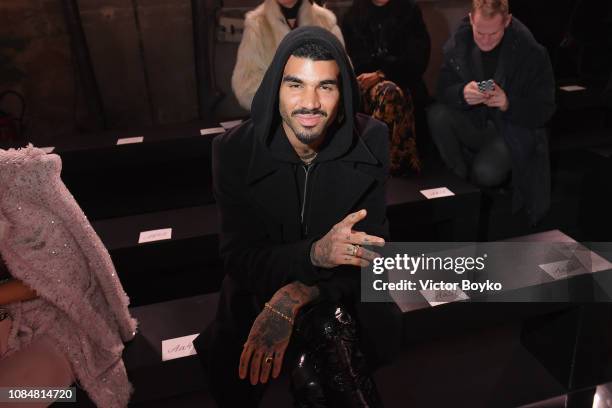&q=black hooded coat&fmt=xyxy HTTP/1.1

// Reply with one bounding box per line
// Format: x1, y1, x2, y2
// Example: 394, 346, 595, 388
194, 26, 402, 372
